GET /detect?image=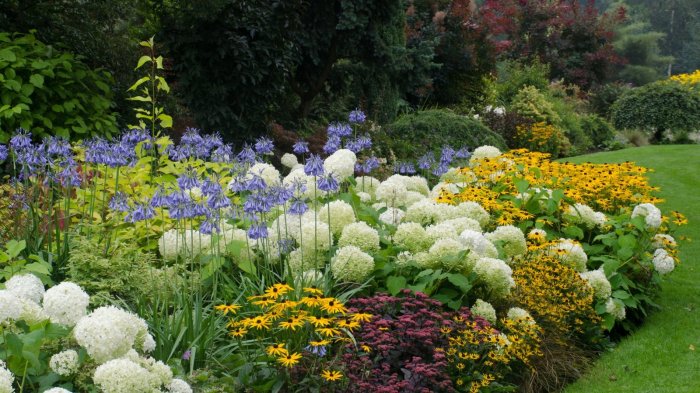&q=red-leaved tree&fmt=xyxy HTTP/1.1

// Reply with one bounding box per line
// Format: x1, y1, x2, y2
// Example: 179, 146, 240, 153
478, 0, 626, 90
